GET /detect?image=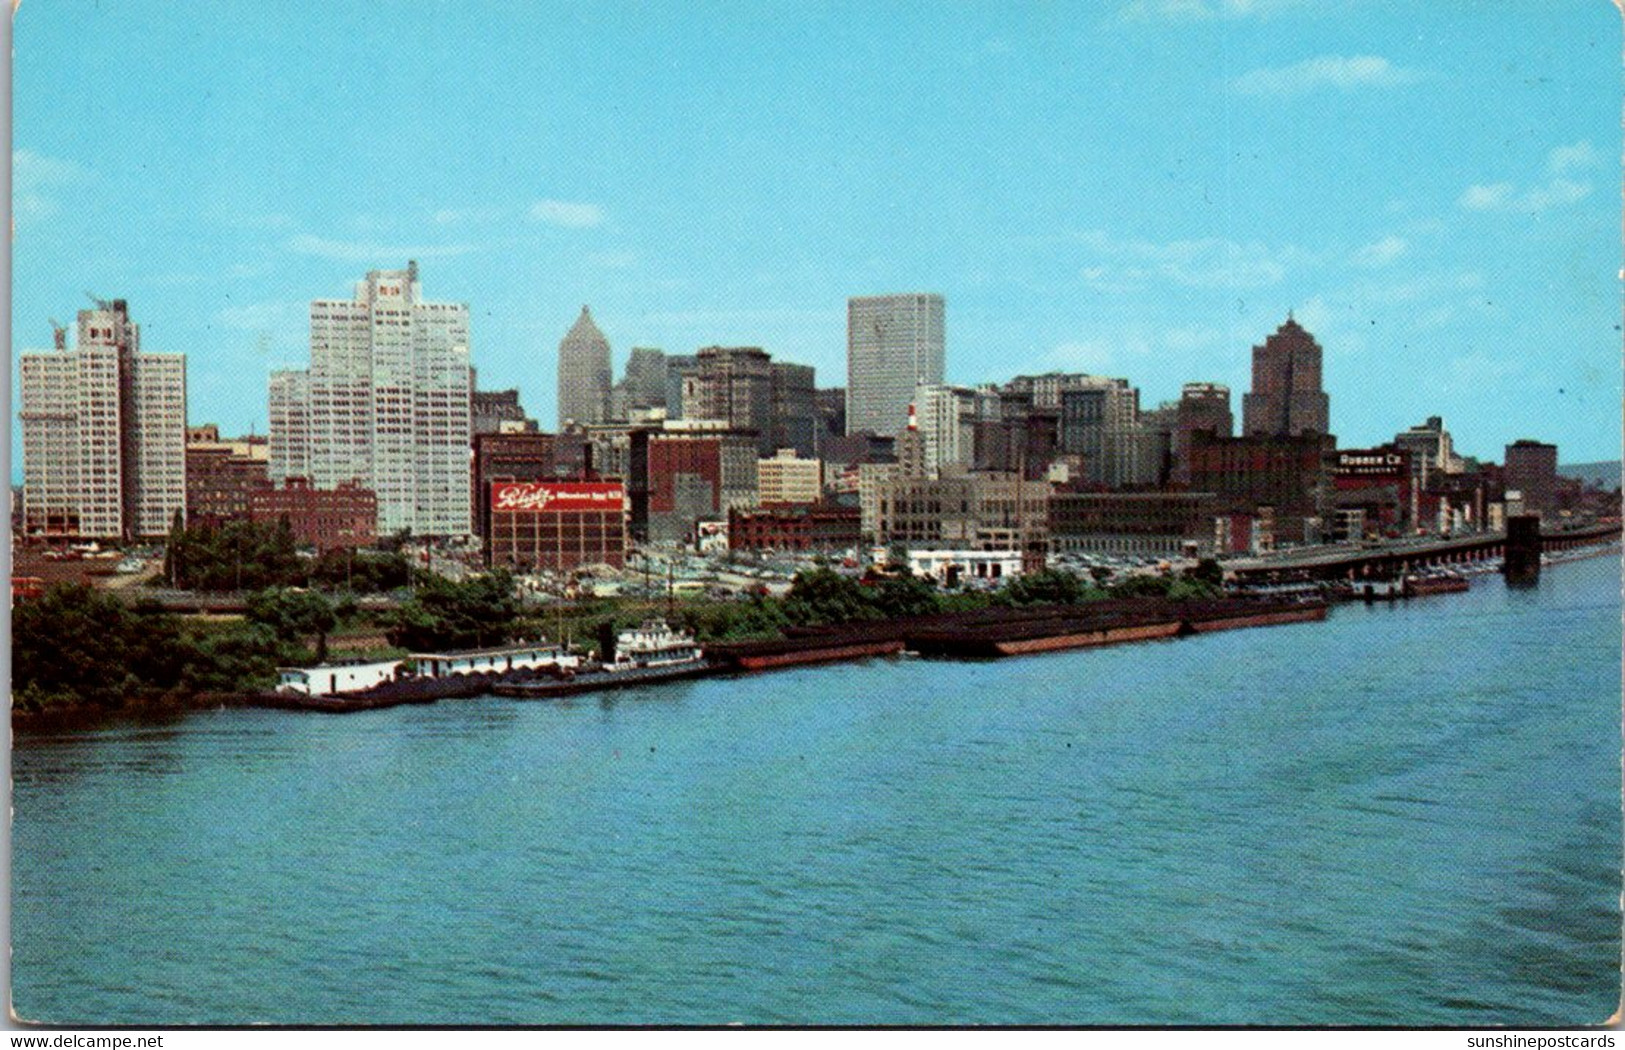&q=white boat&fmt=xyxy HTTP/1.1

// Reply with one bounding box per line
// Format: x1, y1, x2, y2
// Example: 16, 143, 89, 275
610, 619, 703, 670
